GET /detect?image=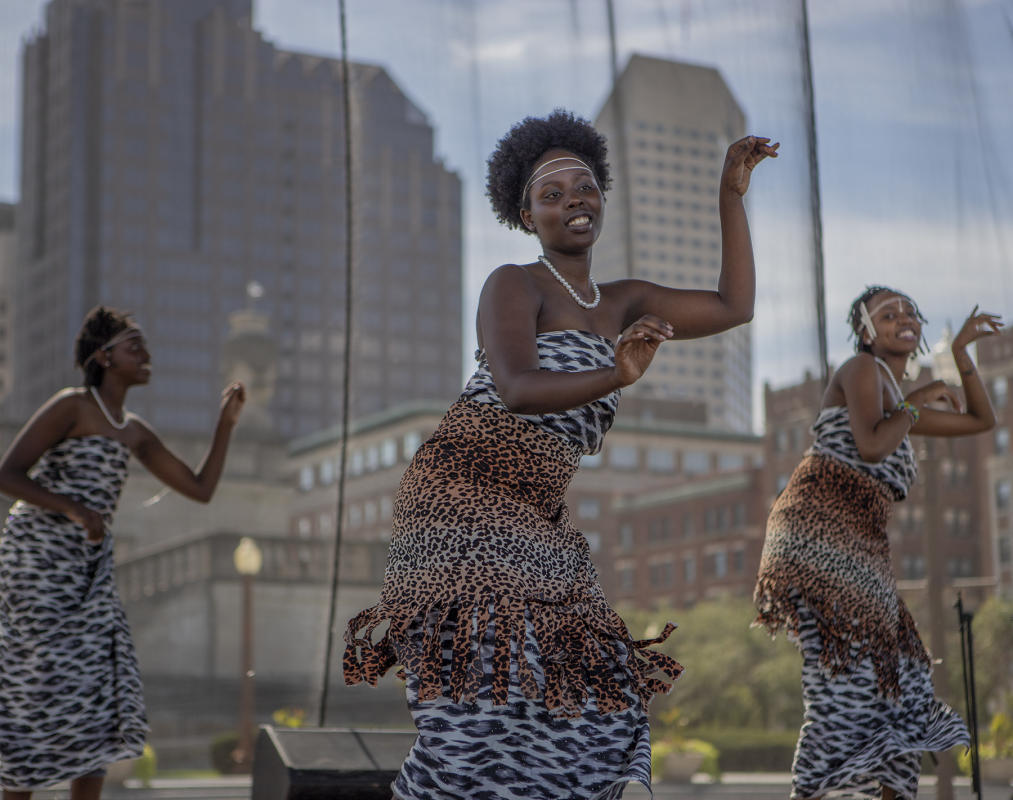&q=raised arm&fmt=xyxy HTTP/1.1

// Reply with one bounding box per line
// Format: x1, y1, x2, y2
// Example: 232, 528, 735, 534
0, 391, 107, 540
621, 135, 778, 335
909, 307, 1002, 436
477, 266, 672, 415
131, 383, 245, 502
